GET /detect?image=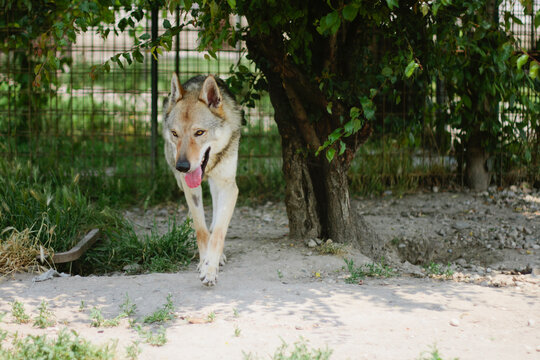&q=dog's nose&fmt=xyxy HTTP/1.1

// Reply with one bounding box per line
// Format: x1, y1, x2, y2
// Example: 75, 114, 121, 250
175, 160, 190, 173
